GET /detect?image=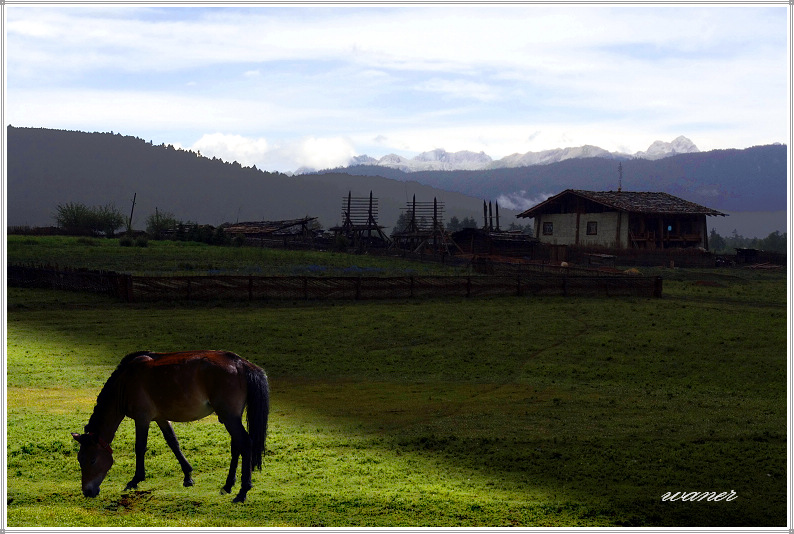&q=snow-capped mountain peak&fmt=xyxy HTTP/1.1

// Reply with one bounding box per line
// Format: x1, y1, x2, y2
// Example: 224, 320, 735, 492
332, 136, 700, 174
414, 148, 492, 165
634, 136, 699, 160
357, 148, 494, 172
